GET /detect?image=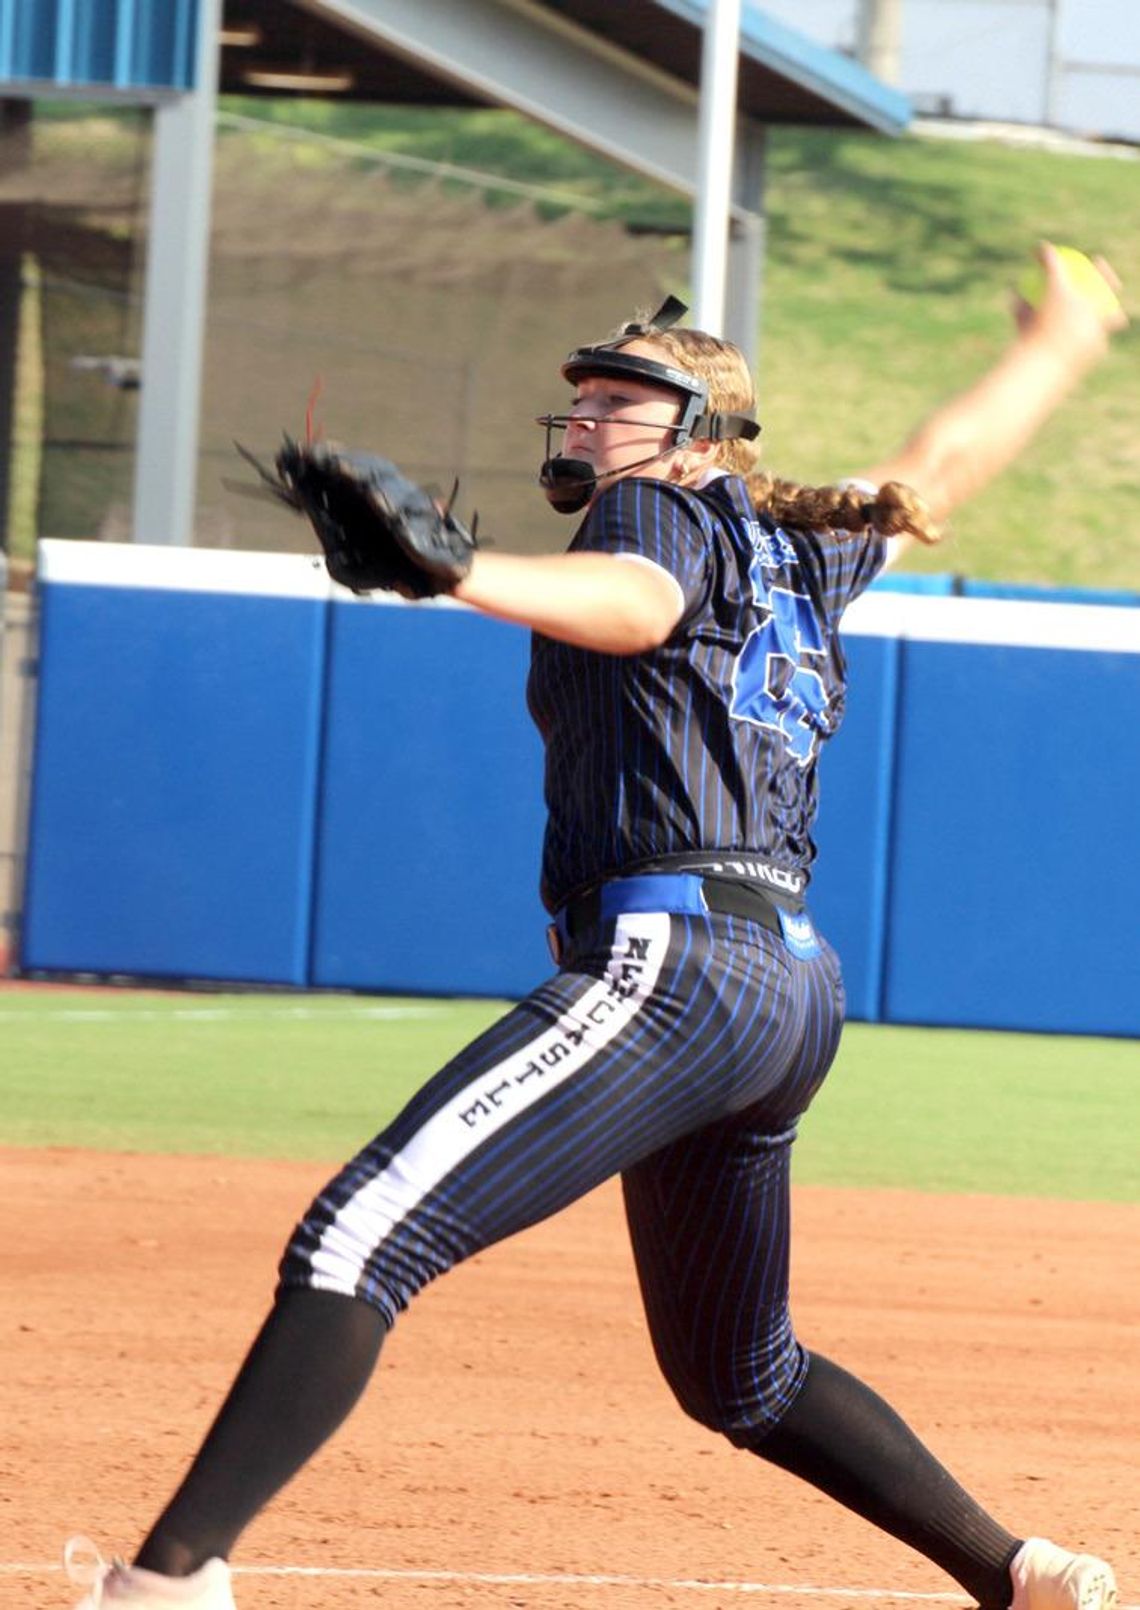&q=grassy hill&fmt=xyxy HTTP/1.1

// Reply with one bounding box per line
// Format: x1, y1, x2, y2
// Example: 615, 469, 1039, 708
23, 101, 1140, 589
758, 127, 1138, 589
